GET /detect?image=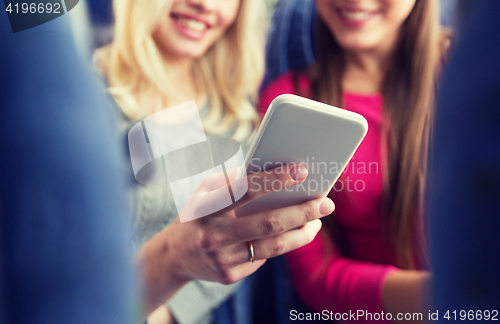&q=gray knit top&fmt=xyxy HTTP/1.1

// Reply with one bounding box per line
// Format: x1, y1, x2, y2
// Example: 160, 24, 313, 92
114, 101, 253, 324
